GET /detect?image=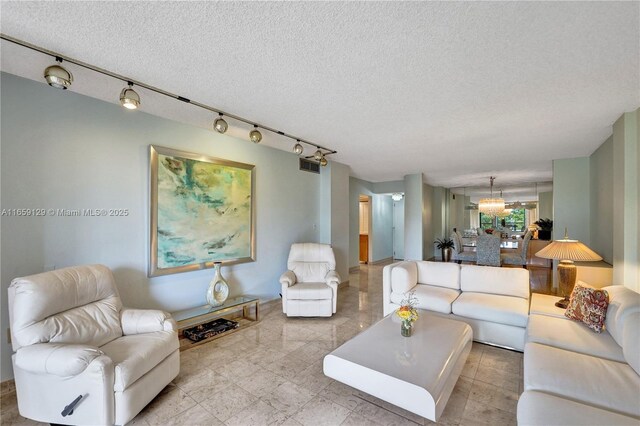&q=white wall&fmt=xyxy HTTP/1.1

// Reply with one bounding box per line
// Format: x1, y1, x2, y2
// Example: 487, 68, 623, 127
0, 73, 324, 380
590, 136, 613, 264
